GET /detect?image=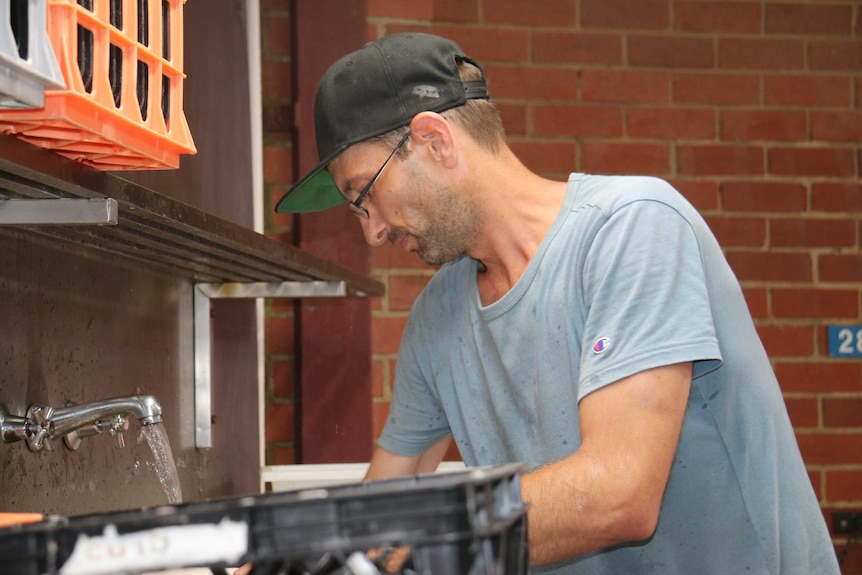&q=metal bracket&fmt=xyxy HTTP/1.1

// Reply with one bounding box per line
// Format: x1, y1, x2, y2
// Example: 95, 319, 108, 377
0, 198, 118, 225
193, 281, 348, 448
